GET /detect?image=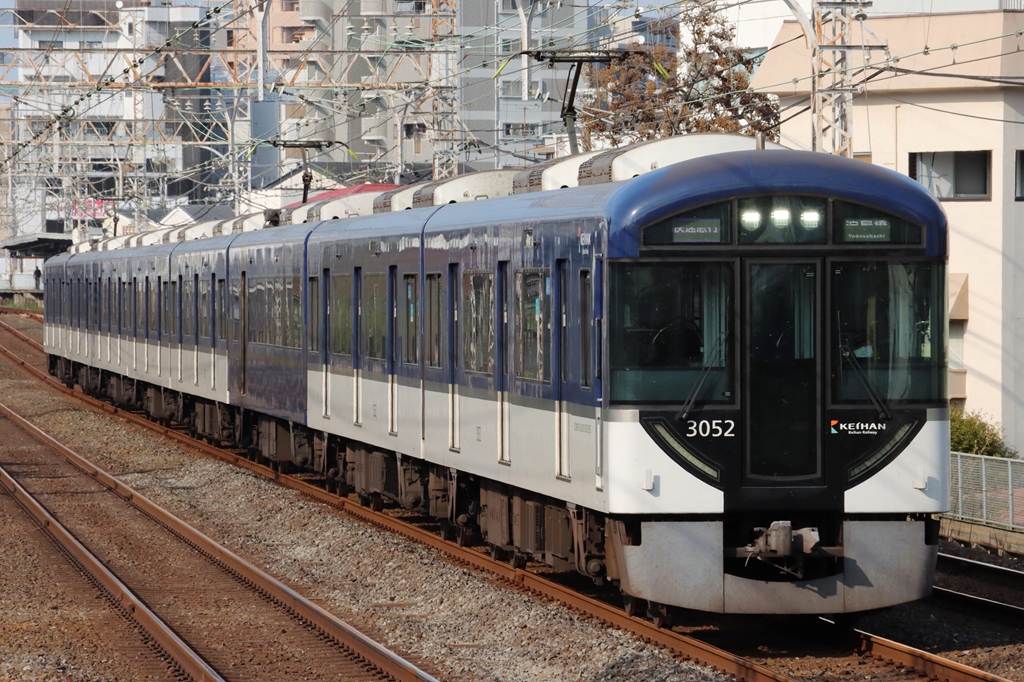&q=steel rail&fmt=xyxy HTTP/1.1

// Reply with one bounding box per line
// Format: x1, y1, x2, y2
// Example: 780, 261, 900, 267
938, 552, 1024, 581
931, 586, 1024, 618
0, 398, 439, 682
0, 441, 223, 682
0, 307, 43, 322
3, 323, 1011, 682
855, 630, 1010, 682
